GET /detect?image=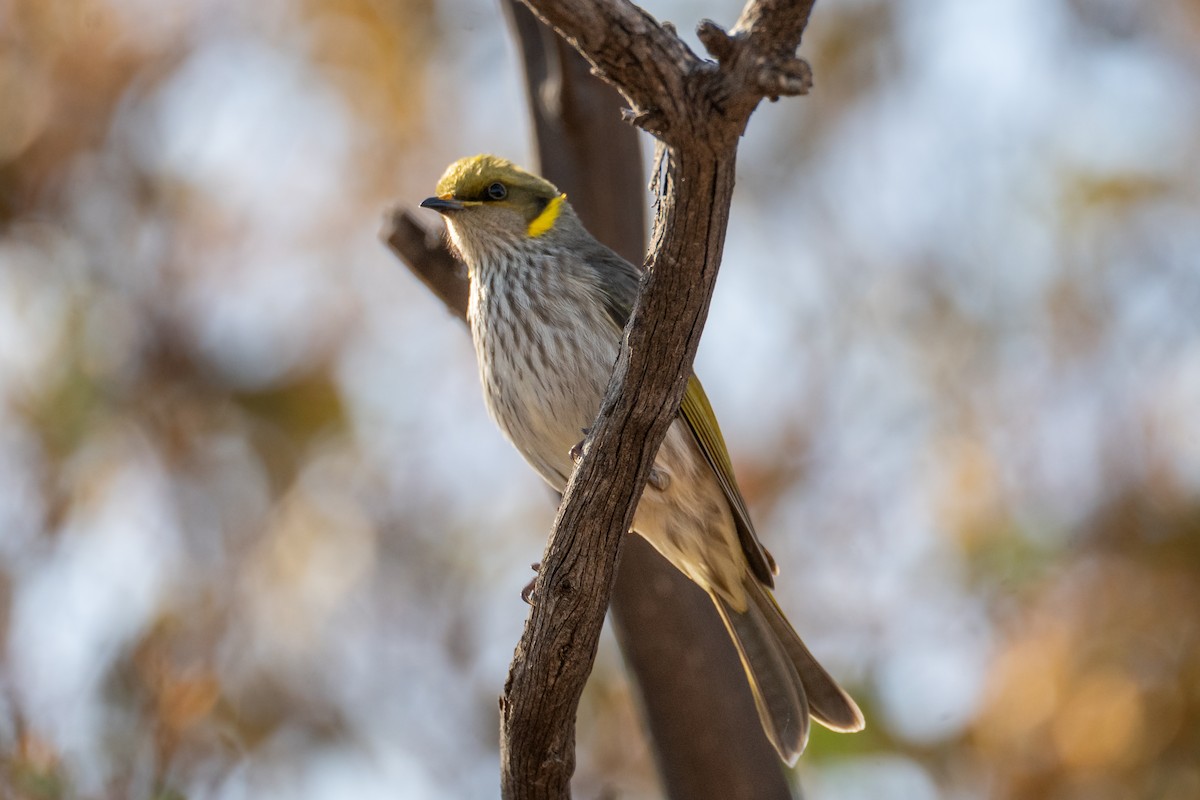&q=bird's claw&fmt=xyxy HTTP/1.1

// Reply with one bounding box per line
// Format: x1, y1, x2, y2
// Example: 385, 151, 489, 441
569, 428, 592, 465
521, 562, 541, 605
